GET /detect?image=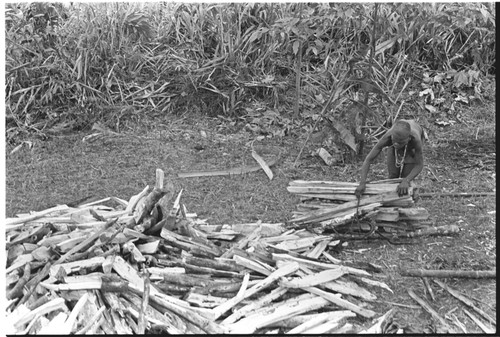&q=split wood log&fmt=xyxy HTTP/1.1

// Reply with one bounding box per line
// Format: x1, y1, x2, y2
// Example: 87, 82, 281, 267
228, 222, 285, 237
220, 224, 261, 259
126, 283, 226, 334
358, 308, 395, 334
6, 204, 70, 229
121, 292, 186, 334
265, 310, 356, 329
227, 294, 332, 334
273, 253, 371, 277
251, 148, 274, 180
400, 268, 495, 279
433, 279, 496, 326
221, 287, 288, 325
298, 320, 341, 333
161, 227, 222, 257
280, 268, 346, 288
287, 181, 410, 195
305, 286, 377, 318
233, 254, 274, 276
12, 298, 68, 331
305, 238, 331, 258
177, 157, 279, 178
7, 262, 31, 298
290, 191, 408, 224
184, 292, 230, 308
211, 273, 250, 320
134, 169, 168, 226
407, 289, 455, 333
183, 255, 245, 273
322, 279, 377, 301
285, 311, 339, 334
